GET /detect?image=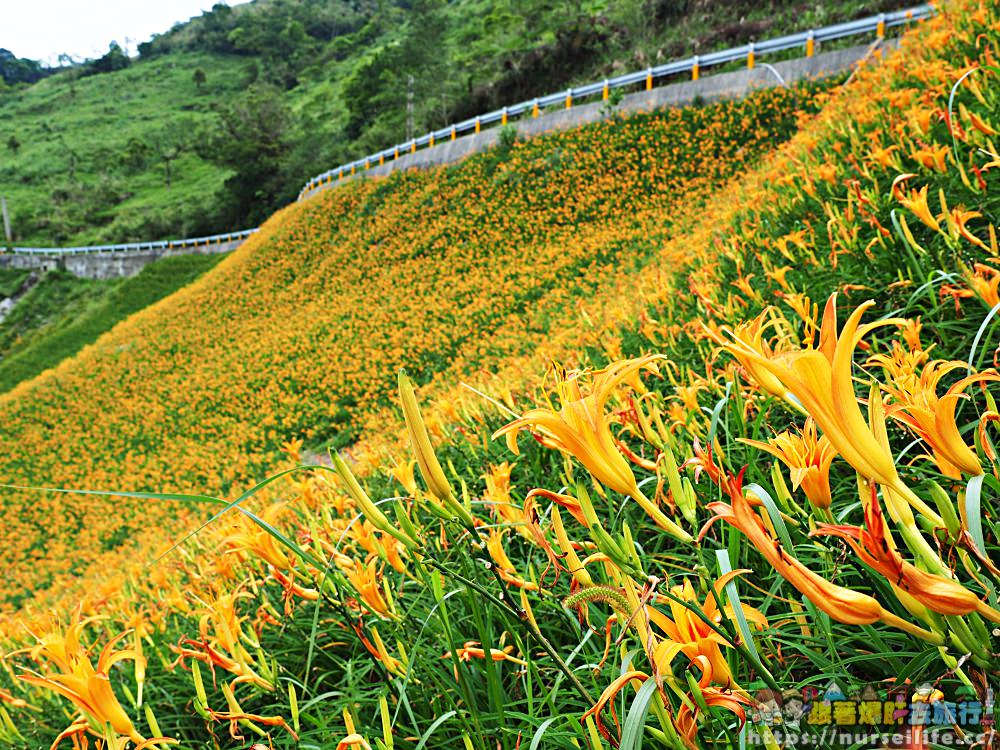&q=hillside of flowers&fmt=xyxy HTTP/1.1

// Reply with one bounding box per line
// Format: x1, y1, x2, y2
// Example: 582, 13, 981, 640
0, 1, 998, 748
0, 79, 820, 616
